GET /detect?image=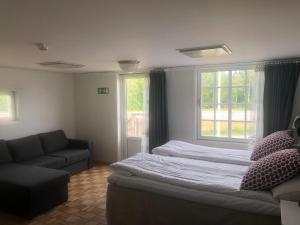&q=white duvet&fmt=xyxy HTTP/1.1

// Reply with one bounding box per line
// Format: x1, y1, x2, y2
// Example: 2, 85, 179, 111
111, 153, 274, 203
152, 140, 253, 166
